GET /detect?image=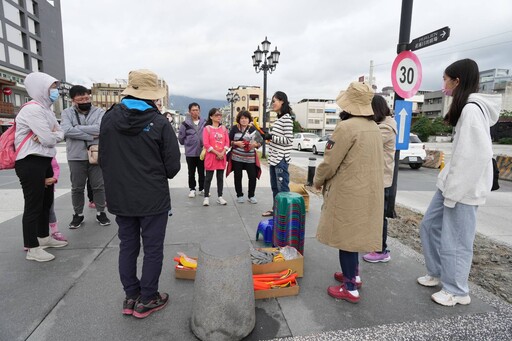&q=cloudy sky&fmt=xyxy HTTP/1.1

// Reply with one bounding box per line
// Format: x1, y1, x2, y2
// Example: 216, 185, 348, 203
61, 0, 512, 103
